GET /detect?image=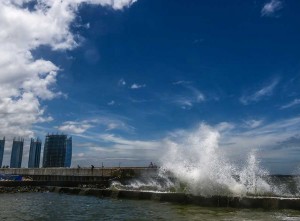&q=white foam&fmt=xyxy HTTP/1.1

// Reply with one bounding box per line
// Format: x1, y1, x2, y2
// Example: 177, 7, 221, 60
158, 124, 272, 196
111, 123, 300, 197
